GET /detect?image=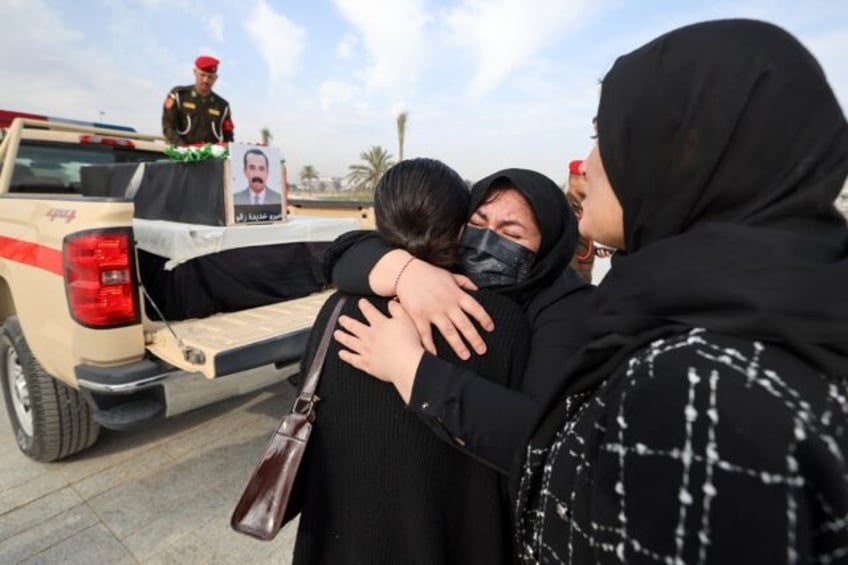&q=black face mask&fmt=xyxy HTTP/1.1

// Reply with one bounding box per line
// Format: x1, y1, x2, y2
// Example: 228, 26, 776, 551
460, 226, 536, 288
